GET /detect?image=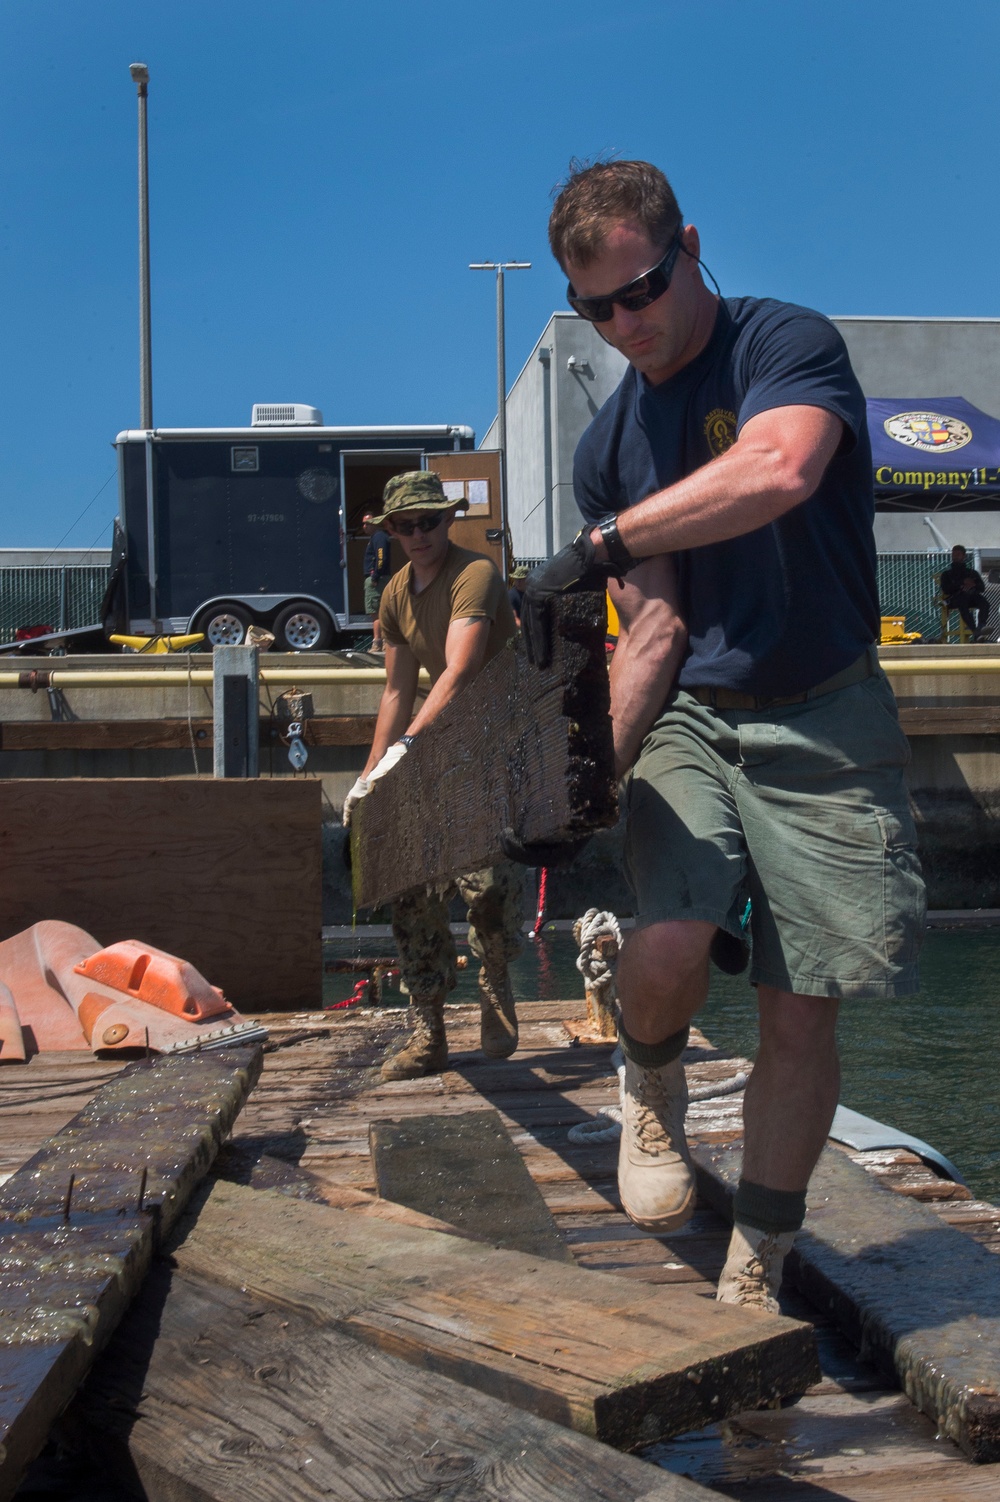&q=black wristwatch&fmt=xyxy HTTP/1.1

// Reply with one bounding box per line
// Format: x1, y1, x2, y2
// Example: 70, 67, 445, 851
597, 515, 638, 575
398, 734, 417, 749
